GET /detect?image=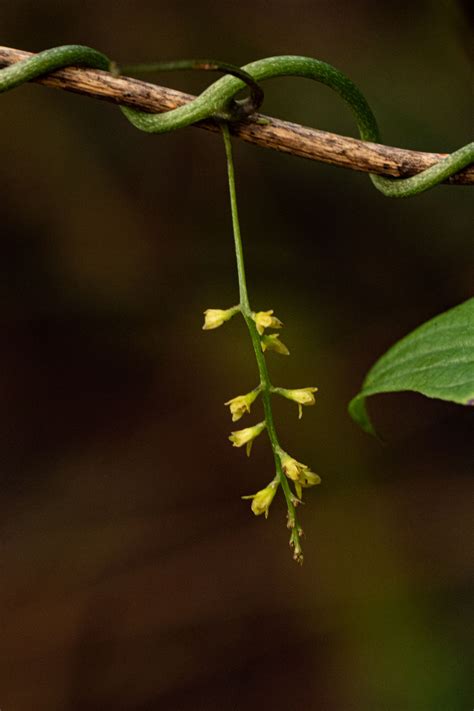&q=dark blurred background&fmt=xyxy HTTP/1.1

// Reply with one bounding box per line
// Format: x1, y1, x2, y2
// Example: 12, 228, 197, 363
0, 2, 473, 709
